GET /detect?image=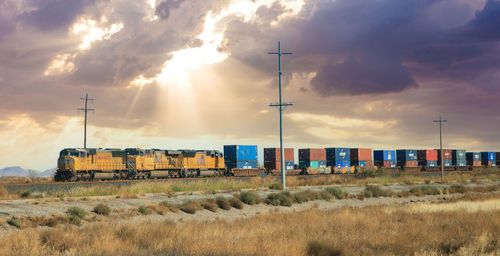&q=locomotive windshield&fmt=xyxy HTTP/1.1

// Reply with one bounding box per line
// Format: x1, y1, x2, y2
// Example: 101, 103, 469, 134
59, 149, 79, 157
